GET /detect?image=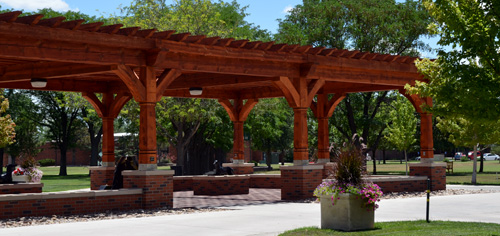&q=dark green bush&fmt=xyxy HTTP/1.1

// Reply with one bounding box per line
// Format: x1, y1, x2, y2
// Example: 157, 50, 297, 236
38, 158, 56, 166
460, 156, 469, 162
